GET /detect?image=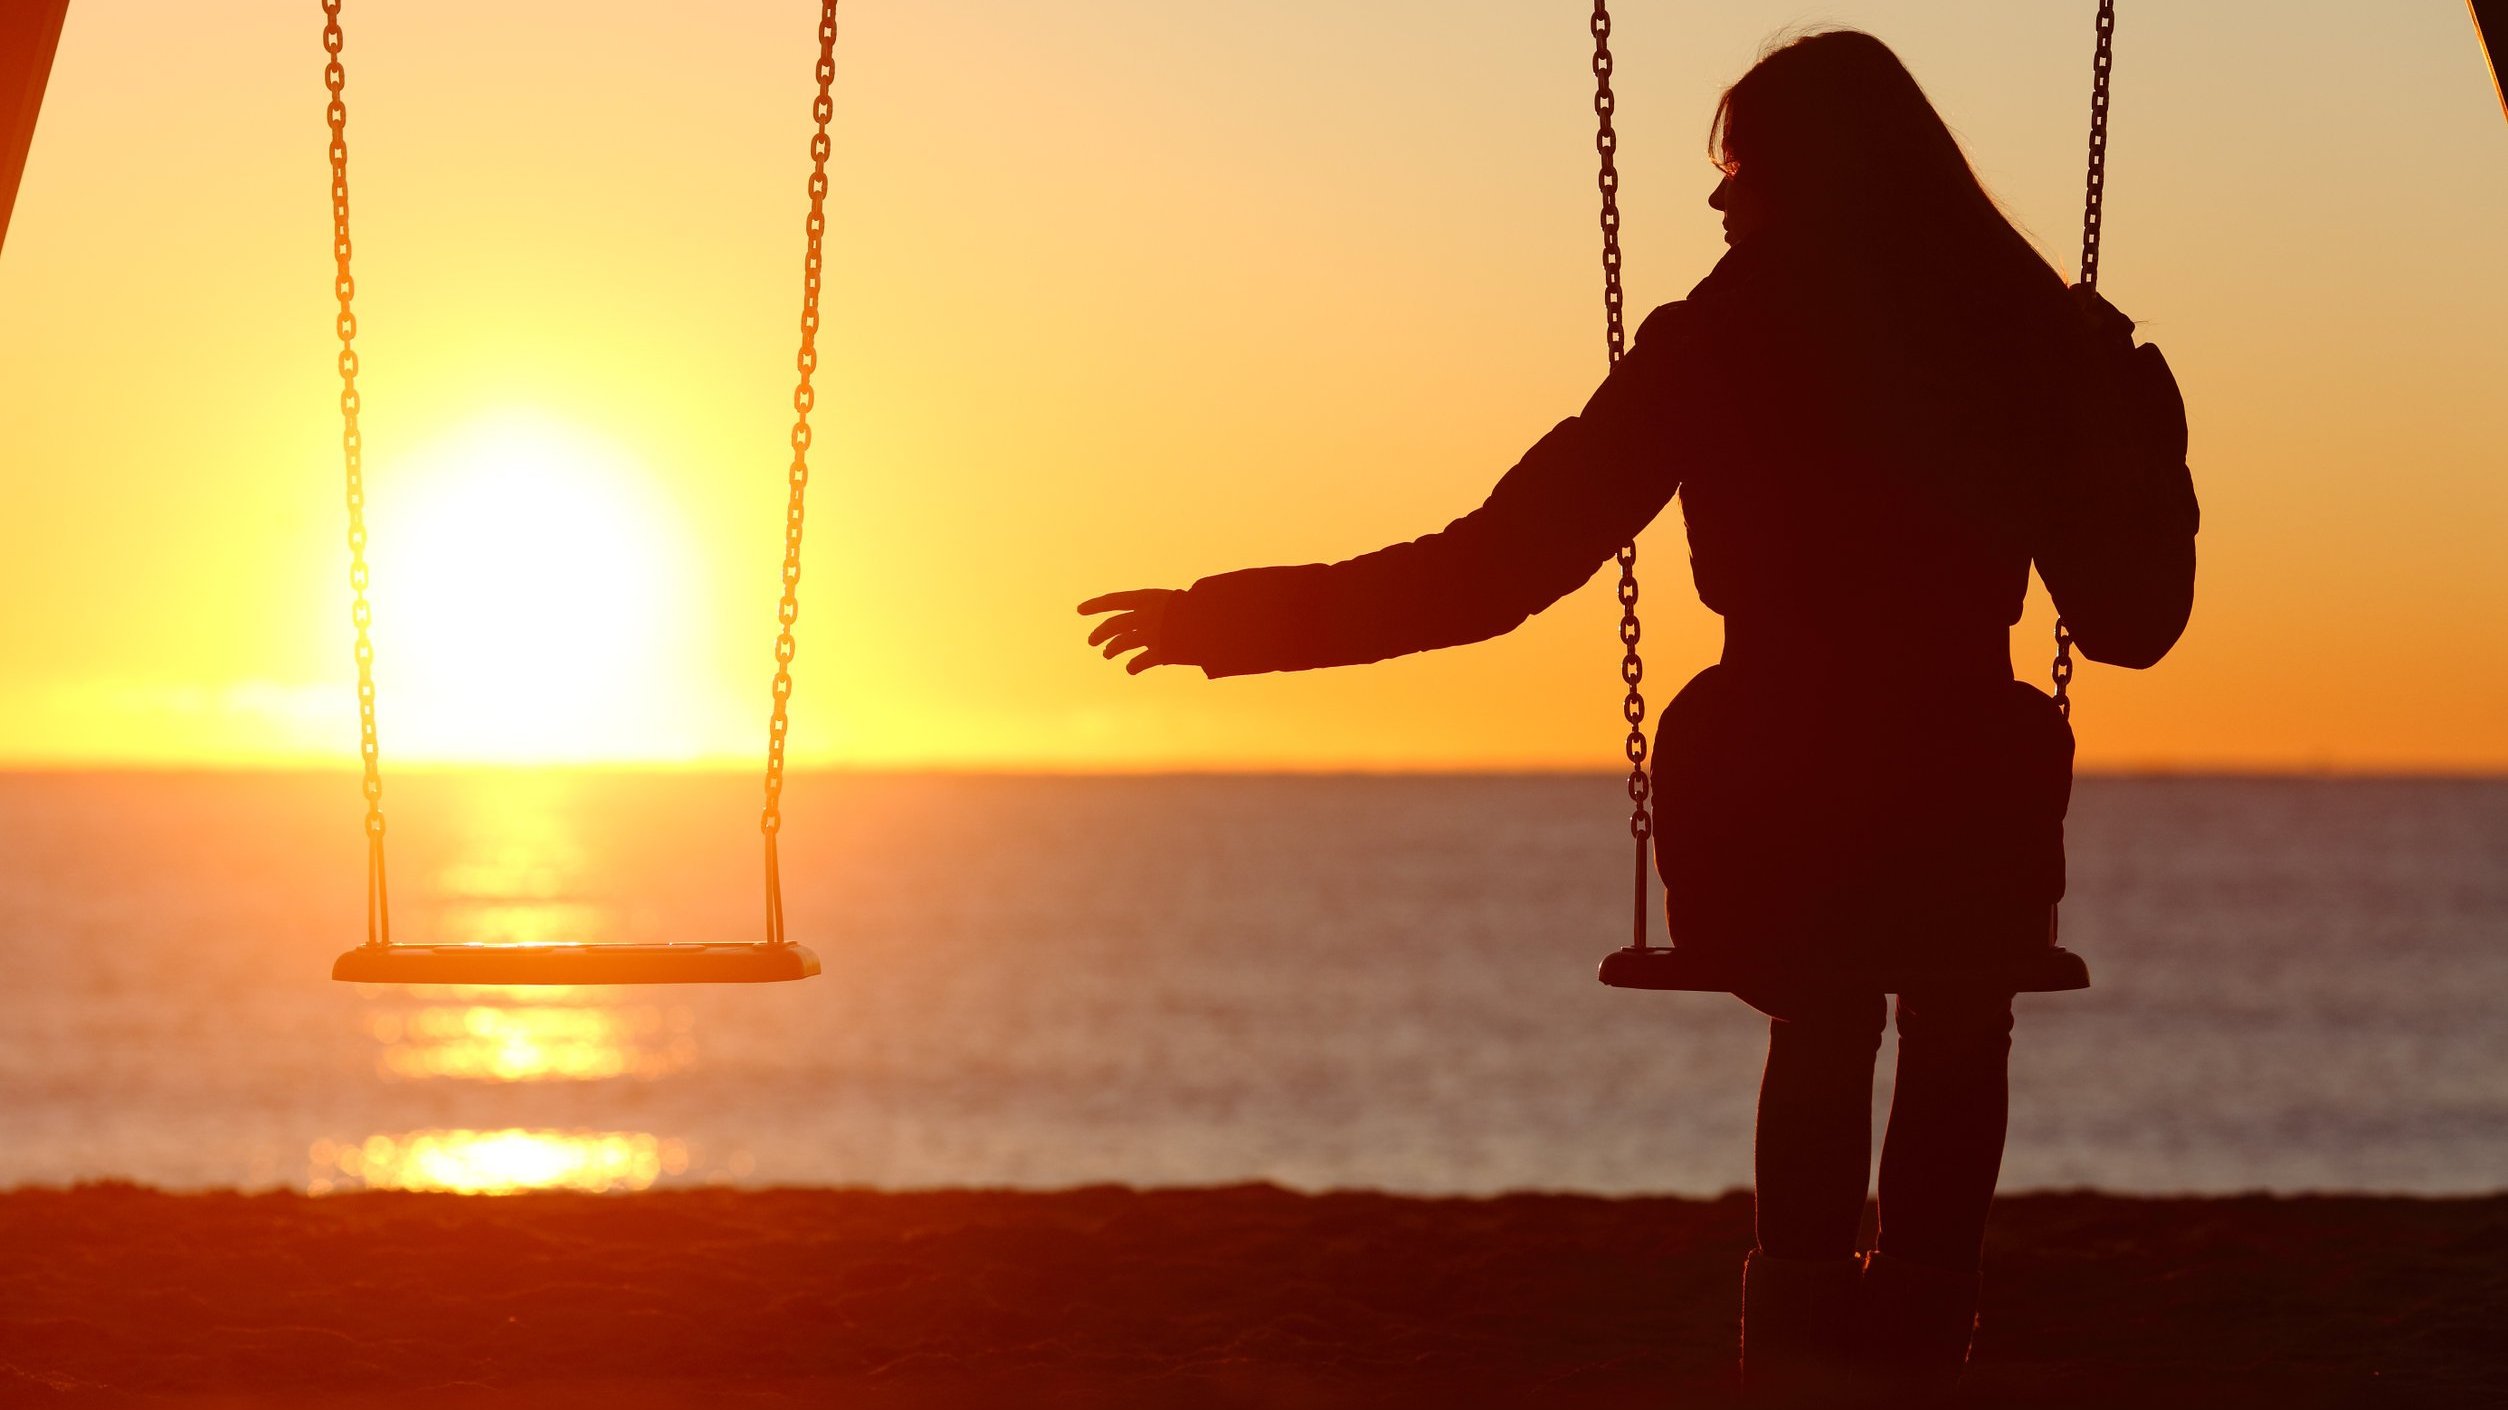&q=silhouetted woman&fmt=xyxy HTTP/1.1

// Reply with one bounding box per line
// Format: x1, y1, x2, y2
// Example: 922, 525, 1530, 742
1082, 30, 2188, 1405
